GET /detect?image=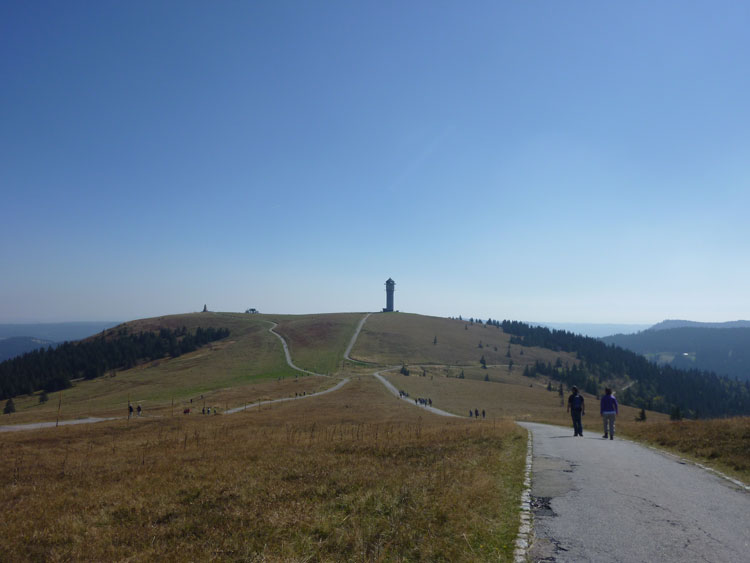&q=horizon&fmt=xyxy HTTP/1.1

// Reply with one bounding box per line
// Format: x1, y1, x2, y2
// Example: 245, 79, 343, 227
3, 2, 749, 325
